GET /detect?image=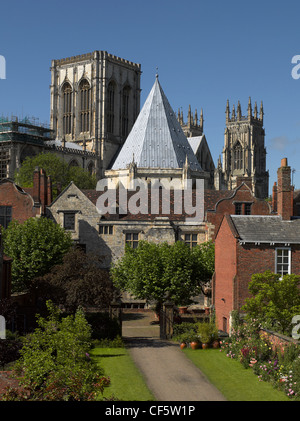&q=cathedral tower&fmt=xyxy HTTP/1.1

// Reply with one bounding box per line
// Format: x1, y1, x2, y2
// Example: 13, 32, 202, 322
50, 51, 141, 176
217, 98, 269, 198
